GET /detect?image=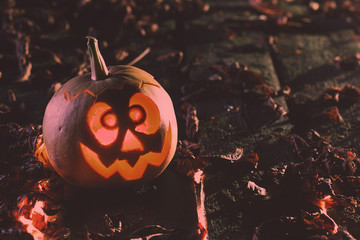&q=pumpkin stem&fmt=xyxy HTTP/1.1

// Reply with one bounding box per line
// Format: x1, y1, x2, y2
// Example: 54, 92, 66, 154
87, 36, 109, 81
